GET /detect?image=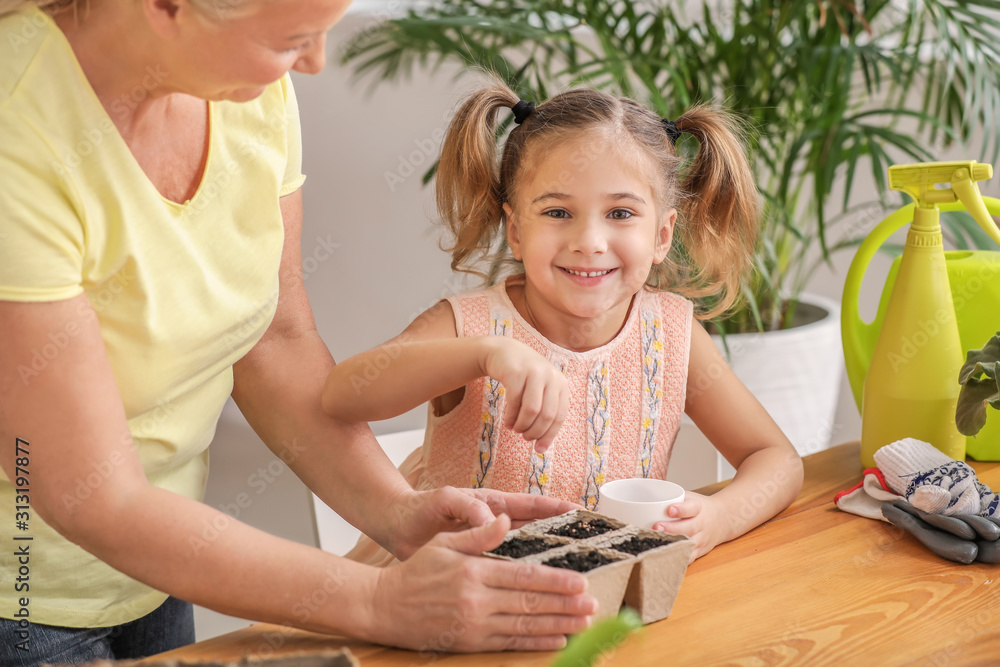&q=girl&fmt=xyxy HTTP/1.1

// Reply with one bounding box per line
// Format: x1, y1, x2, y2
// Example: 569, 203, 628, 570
323, 81, 803, 565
